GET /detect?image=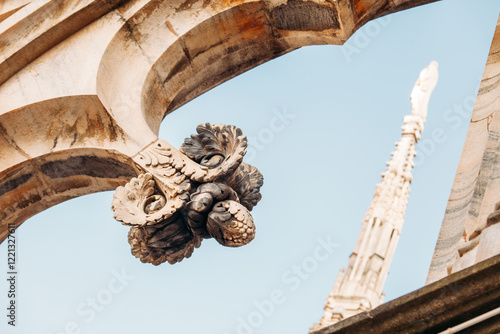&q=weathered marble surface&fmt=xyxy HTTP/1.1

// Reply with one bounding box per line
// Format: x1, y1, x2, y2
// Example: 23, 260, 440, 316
0, 0, 437, 243
426, 15, 500, 284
